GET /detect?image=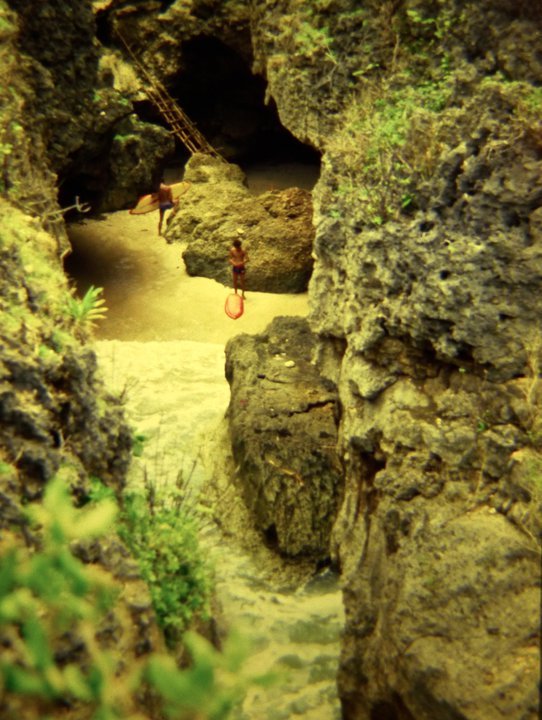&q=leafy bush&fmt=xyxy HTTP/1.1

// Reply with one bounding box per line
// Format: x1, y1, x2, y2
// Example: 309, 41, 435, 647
0, 476, 271, 720
119, 476, 213, 648
0, 477, 121, 718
